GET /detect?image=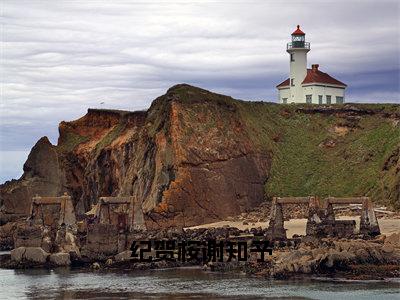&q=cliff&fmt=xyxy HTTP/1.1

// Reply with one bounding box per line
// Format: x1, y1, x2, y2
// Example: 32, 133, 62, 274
1, 84, 399, 227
